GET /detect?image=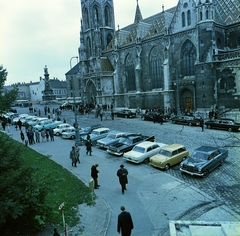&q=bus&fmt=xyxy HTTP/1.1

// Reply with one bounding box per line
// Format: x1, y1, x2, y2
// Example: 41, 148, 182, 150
11, 100, 31, 107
